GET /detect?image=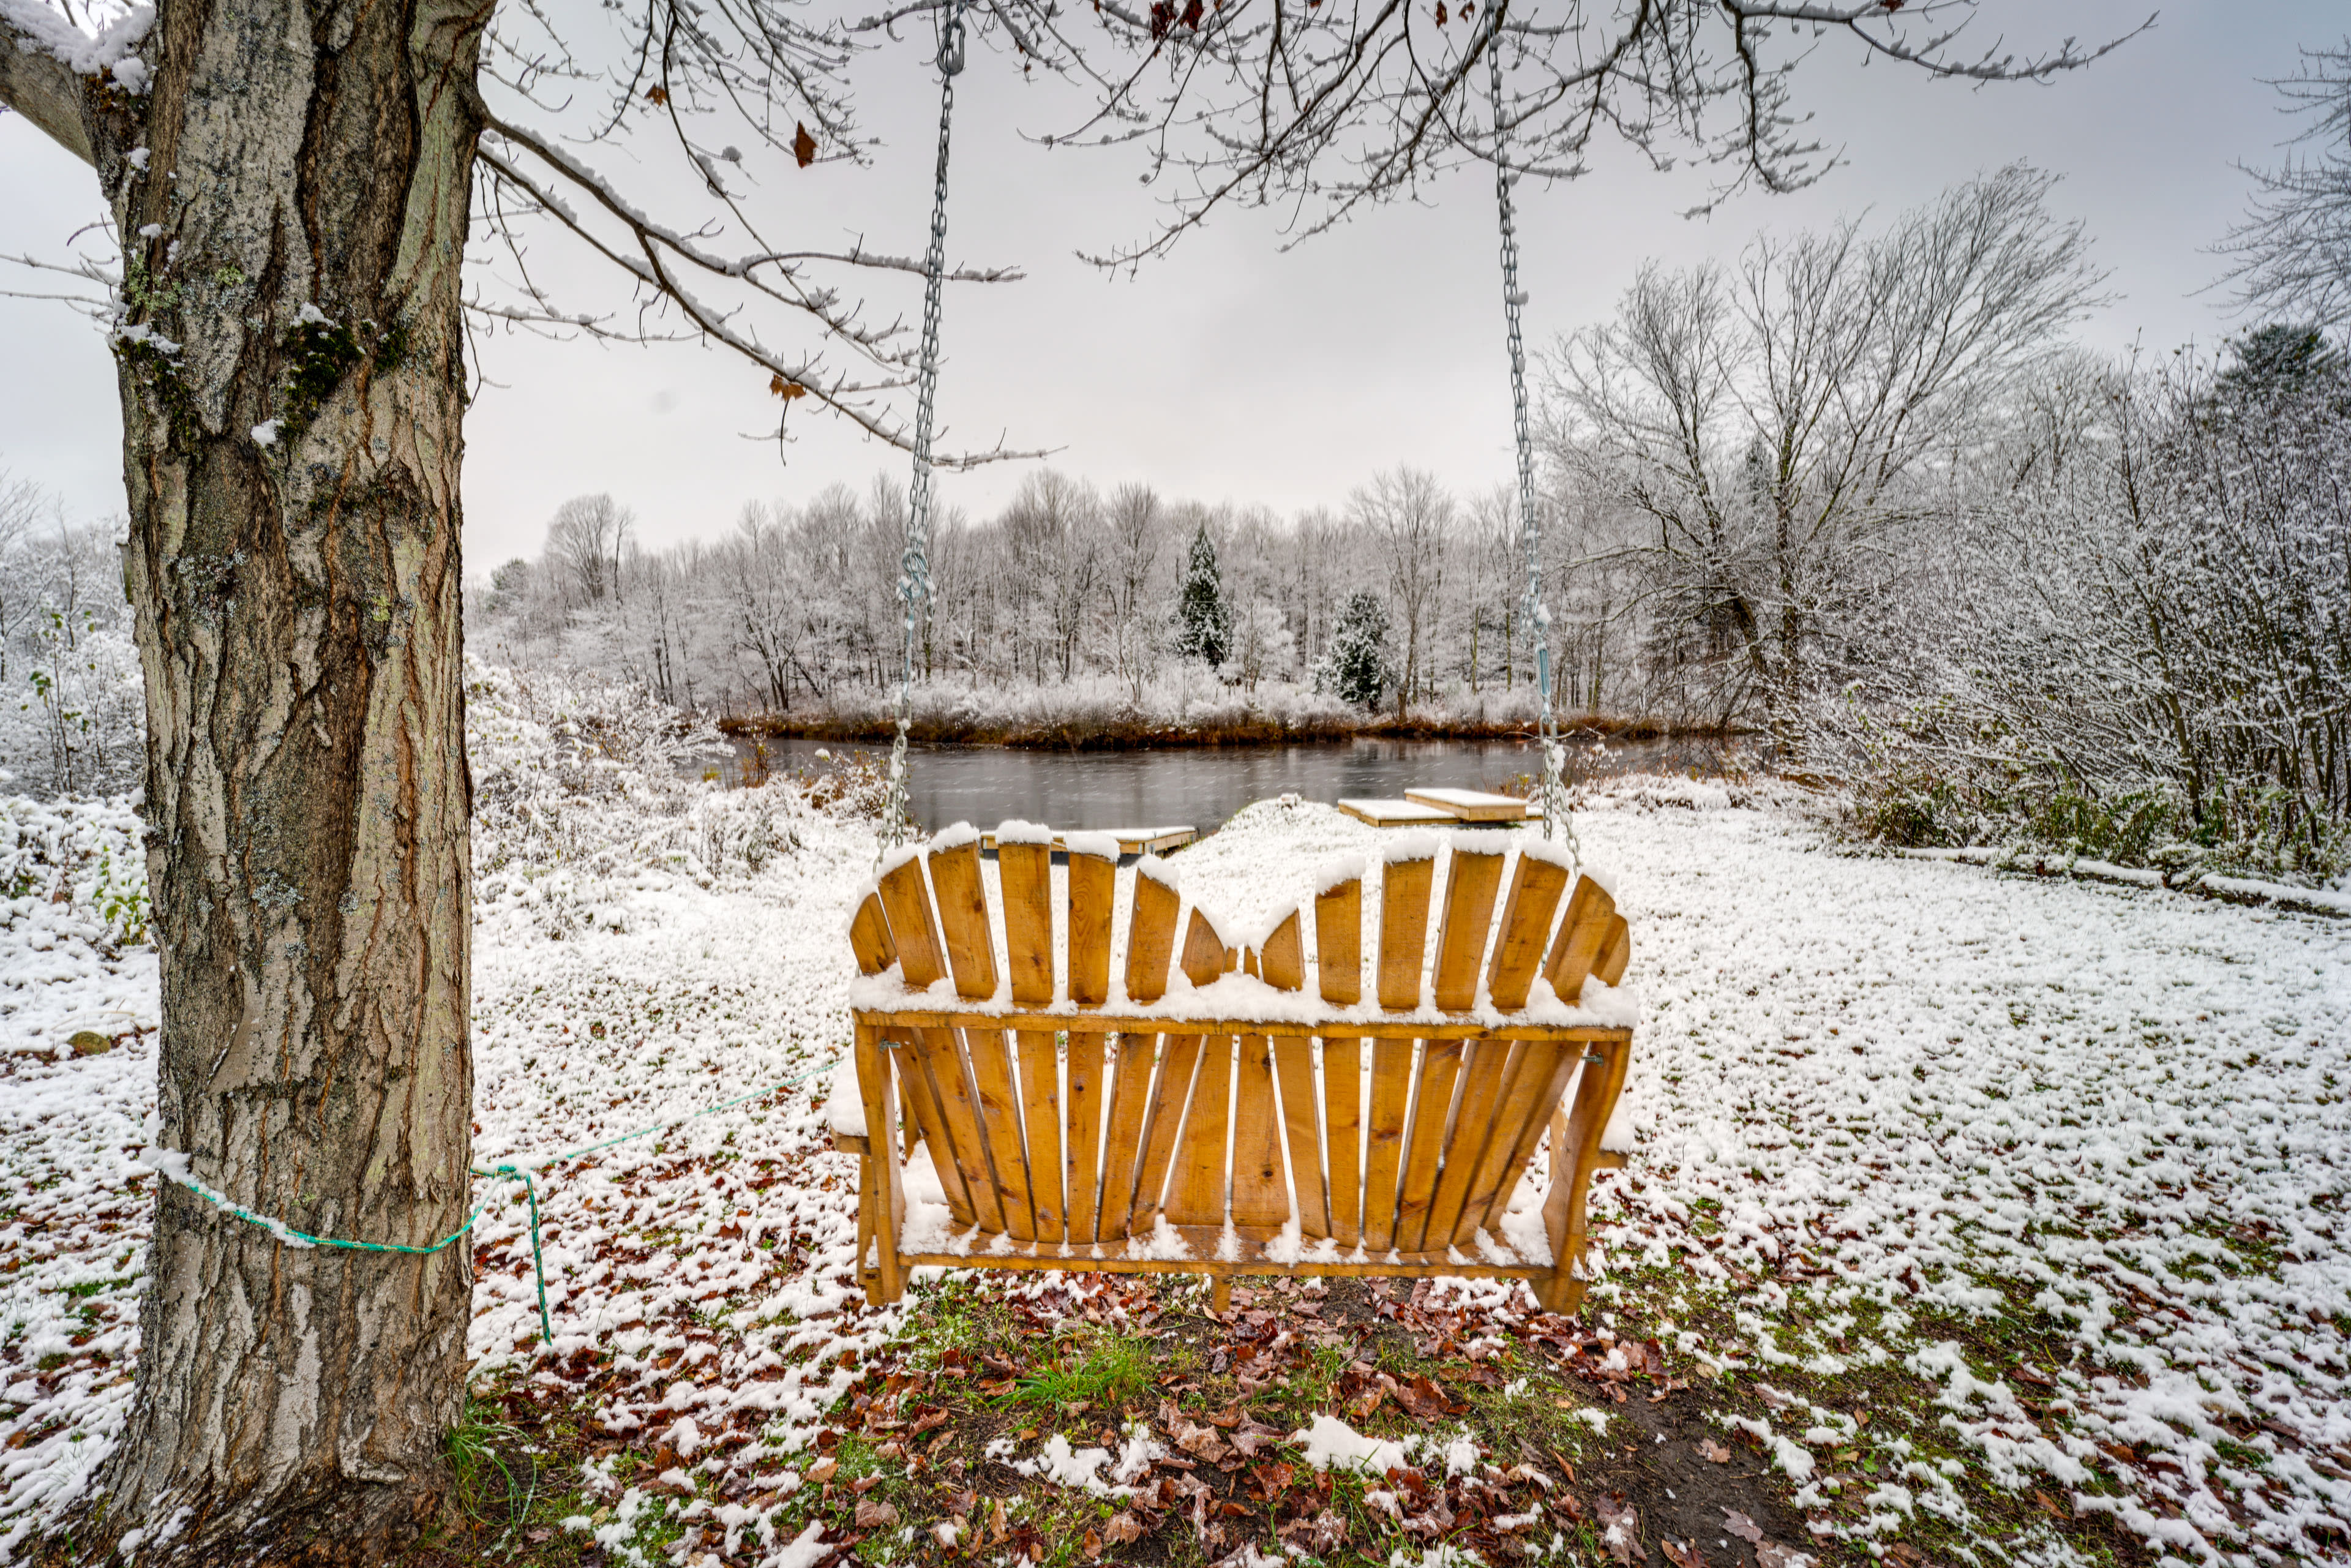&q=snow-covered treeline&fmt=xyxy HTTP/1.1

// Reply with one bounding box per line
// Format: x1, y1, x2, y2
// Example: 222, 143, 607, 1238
468, 468, 1694, 730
